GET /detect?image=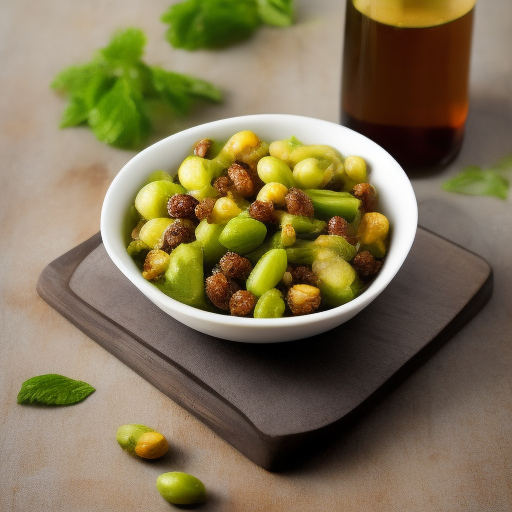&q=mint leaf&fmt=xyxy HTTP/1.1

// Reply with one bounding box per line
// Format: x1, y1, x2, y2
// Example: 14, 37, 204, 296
17, 374, 95, 406
89, 77, 151, 149
442, 157, 512, 200
257, 0, 294, 27
151, 67, 222, 115
162, 0, 294, 50
99, 27, 146, 64
52, 27, 222, 149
